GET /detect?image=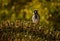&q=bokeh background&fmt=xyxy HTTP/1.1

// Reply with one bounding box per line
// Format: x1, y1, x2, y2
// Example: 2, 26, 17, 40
0, 0, 60, 41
